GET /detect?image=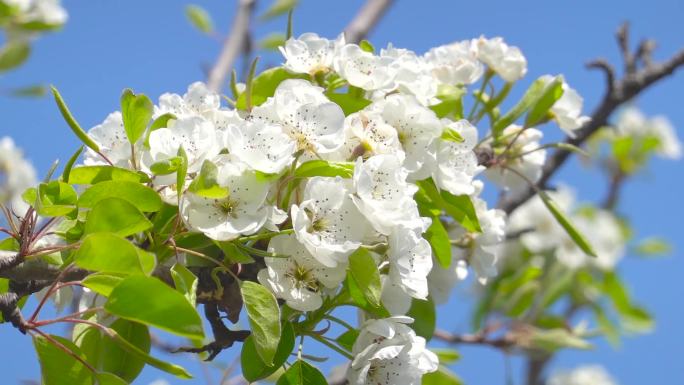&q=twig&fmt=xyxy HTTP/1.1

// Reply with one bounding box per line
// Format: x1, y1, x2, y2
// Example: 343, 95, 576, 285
498, 23, 684, 215
343, 0, 394, 44
433, 329, 515, 350
206, 0, 257, 92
